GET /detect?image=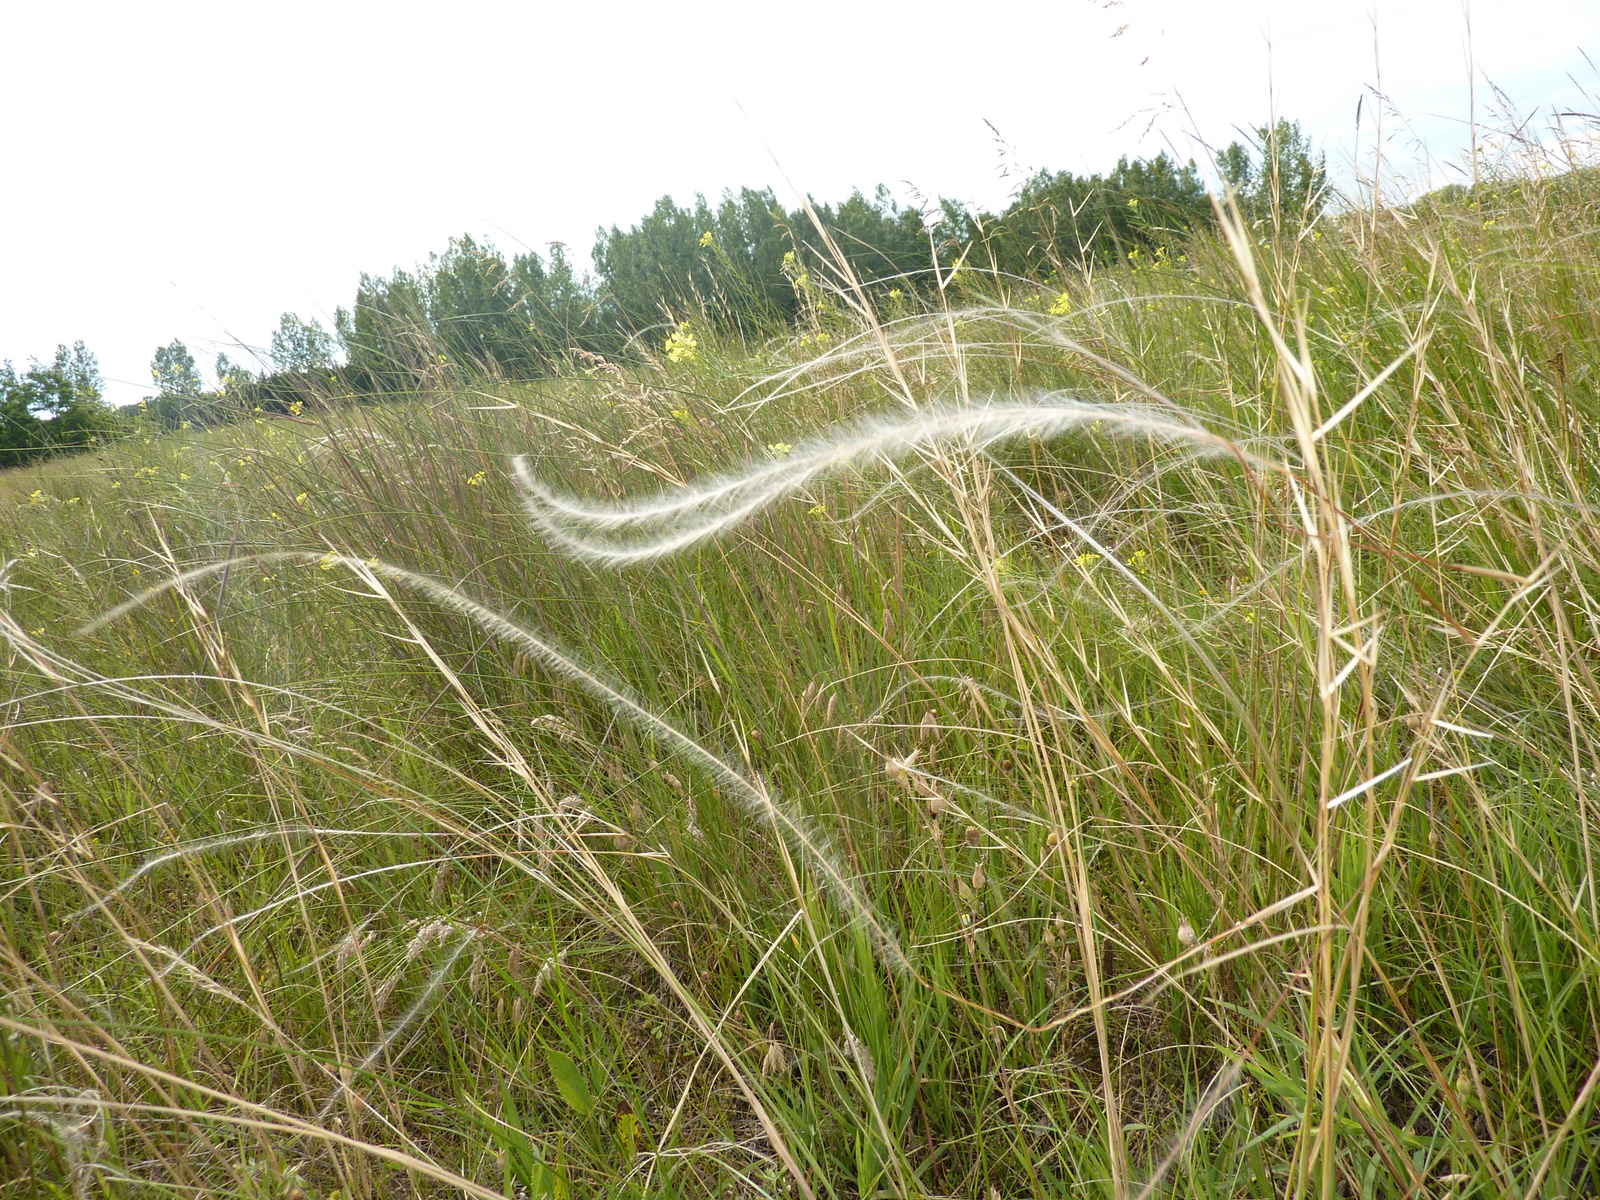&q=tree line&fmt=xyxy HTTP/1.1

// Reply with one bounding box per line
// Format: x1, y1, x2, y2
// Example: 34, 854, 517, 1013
3, 121, 1324, 463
